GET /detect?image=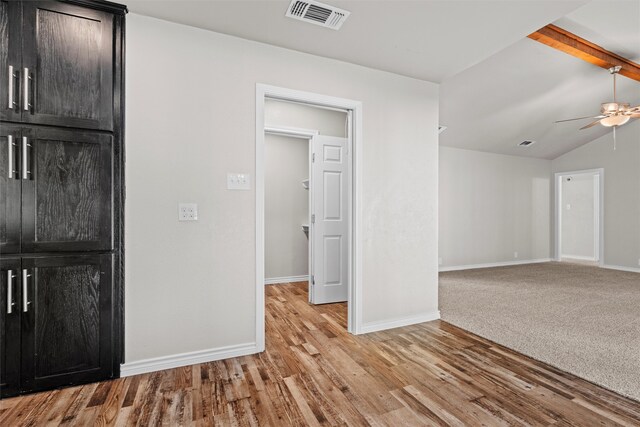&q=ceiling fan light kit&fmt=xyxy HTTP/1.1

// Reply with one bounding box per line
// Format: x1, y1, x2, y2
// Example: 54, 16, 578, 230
600, 114, 630, 127
555, 66, 639, 148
